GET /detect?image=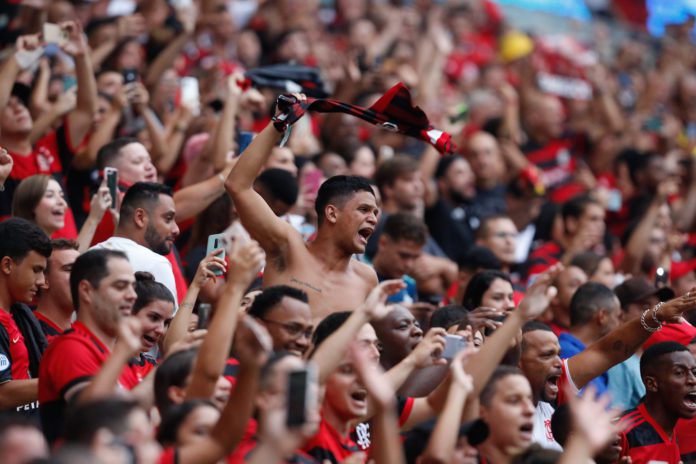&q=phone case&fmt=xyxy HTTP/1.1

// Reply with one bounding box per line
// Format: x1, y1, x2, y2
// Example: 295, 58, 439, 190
206, 234, 227, 276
